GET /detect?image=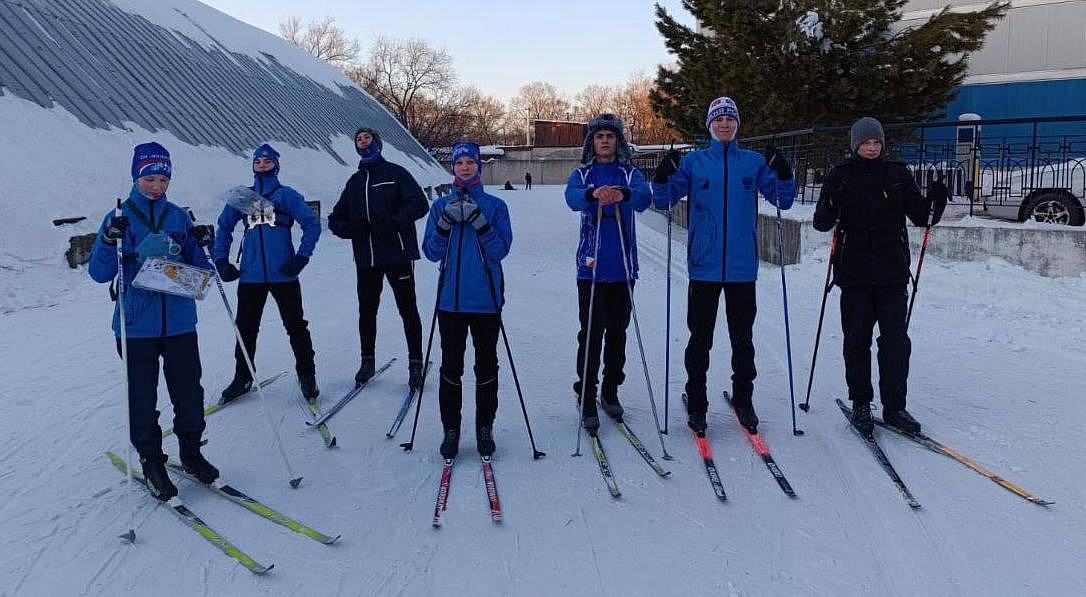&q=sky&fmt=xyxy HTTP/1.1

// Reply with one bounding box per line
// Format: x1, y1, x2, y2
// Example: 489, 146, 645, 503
200, 0, 696, 102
